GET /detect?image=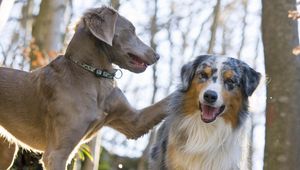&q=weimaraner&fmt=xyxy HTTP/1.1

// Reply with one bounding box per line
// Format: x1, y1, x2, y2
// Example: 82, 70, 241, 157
0, 7, 171, 170
0, 136, 16, 169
